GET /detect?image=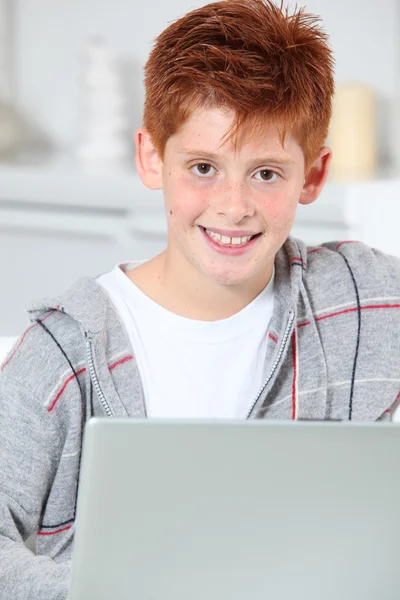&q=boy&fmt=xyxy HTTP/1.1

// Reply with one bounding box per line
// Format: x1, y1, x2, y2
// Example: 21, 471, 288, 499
1, 0, 400, 598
